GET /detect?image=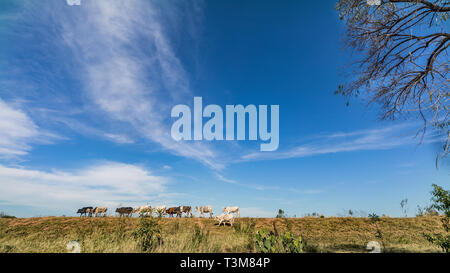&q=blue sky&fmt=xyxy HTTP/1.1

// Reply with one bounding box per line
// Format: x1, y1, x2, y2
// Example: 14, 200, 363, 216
0, 0, 448, 218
